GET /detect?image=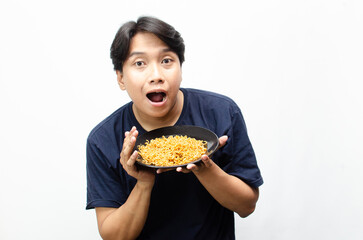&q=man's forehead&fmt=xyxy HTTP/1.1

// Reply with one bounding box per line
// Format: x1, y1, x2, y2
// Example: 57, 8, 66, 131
127, 48, 173, 58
